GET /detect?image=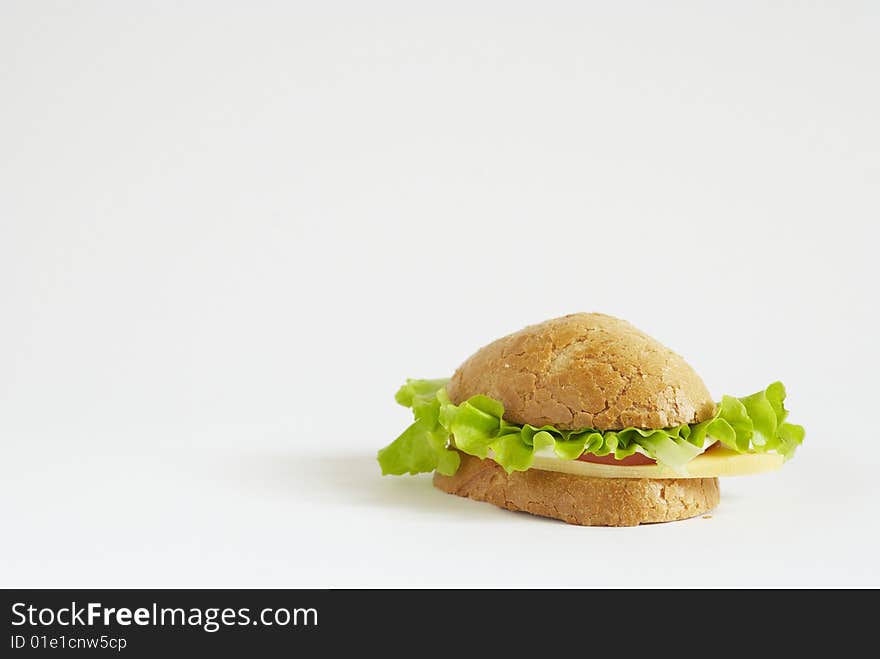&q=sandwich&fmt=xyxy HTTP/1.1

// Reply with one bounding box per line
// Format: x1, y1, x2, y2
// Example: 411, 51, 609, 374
377, 313, 804, 526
